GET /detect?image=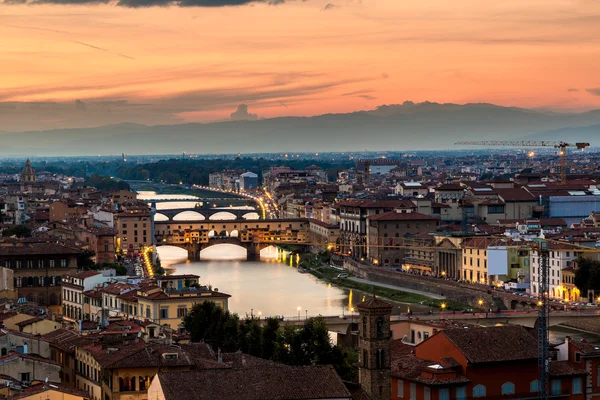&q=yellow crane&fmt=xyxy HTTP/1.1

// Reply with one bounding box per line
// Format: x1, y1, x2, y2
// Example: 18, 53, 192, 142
455, 140, 590, 184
